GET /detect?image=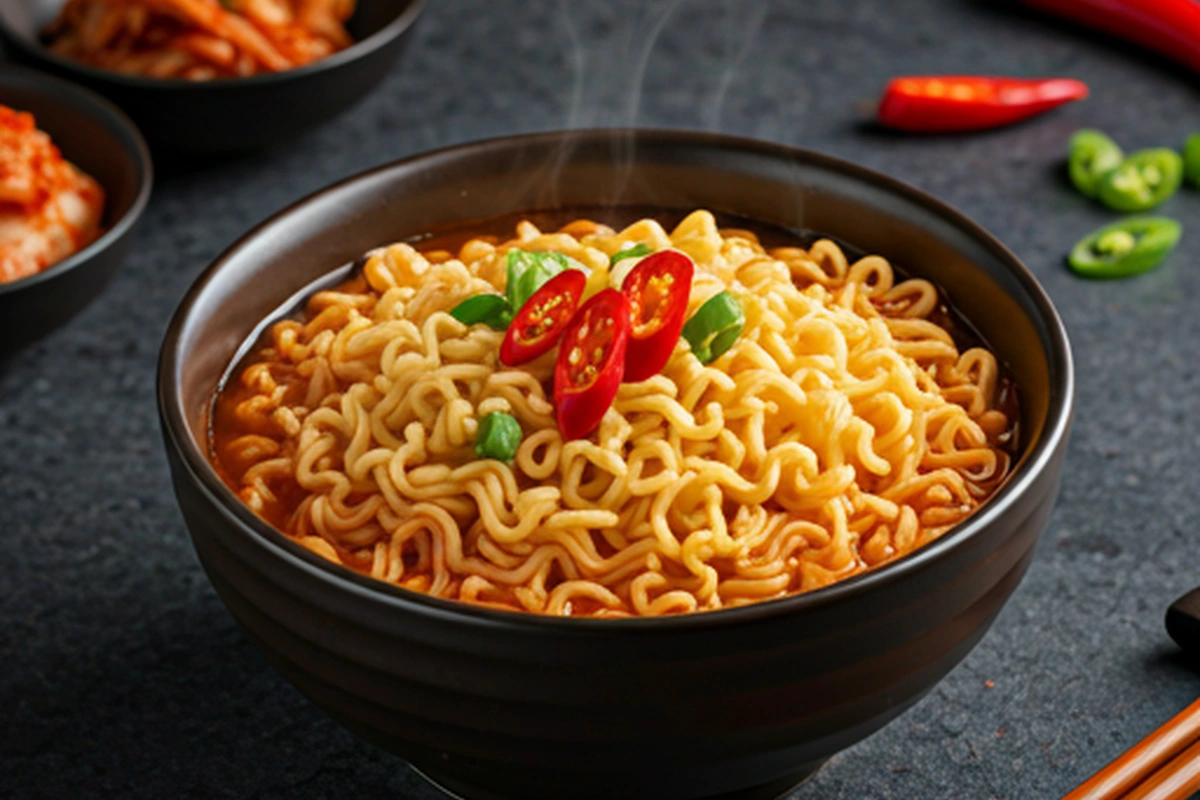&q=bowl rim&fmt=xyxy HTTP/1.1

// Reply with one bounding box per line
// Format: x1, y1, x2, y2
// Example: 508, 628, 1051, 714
0, 0, 426, 91
0, 65, 153, 298
159, 128, 1075, 632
